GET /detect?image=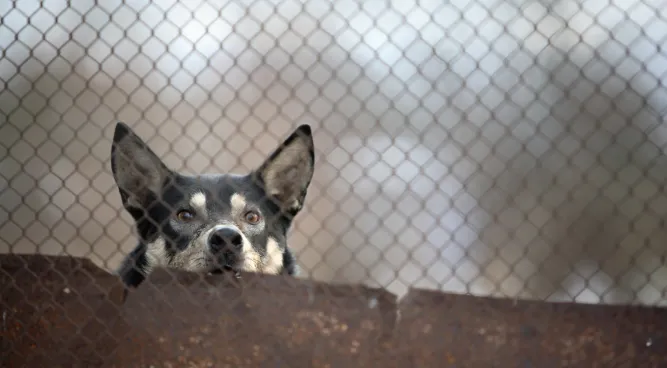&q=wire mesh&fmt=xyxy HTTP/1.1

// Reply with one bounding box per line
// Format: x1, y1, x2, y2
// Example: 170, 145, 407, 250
1, 0, 666, 324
